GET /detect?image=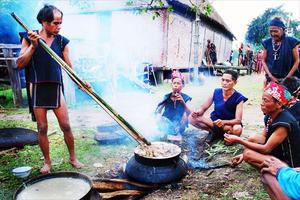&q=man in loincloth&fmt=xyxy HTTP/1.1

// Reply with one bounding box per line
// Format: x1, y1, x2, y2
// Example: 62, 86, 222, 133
17, 4, 84, 174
